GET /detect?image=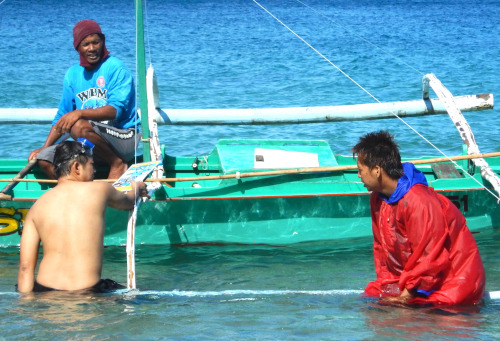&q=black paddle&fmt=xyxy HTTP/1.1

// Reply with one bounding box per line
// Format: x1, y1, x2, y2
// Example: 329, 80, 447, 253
0, 160, 37, 201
